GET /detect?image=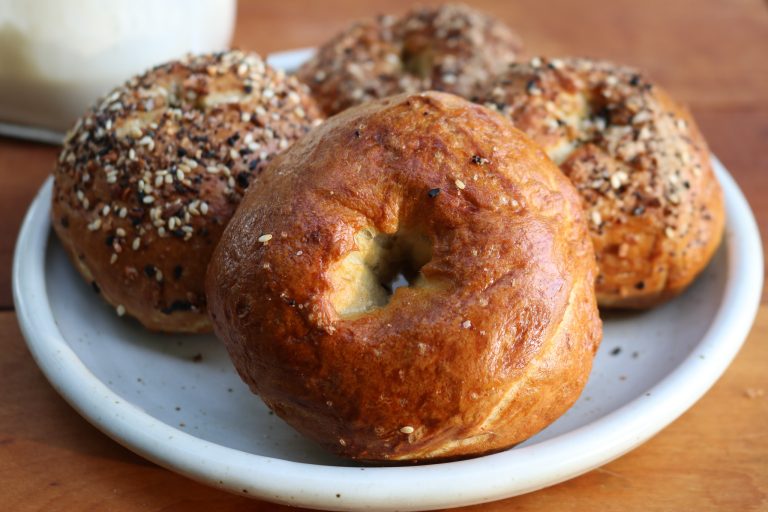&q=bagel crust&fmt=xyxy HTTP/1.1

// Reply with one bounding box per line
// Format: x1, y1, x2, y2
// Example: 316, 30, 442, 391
51, 51, 322, 333
206, 92, 602, 462
296, 4, 522, 115
478, 58, 725, 308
